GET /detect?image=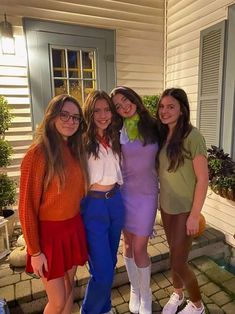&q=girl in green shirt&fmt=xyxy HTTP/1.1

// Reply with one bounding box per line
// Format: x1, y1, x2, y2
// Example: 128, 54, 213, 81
157, 88, 208, 314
